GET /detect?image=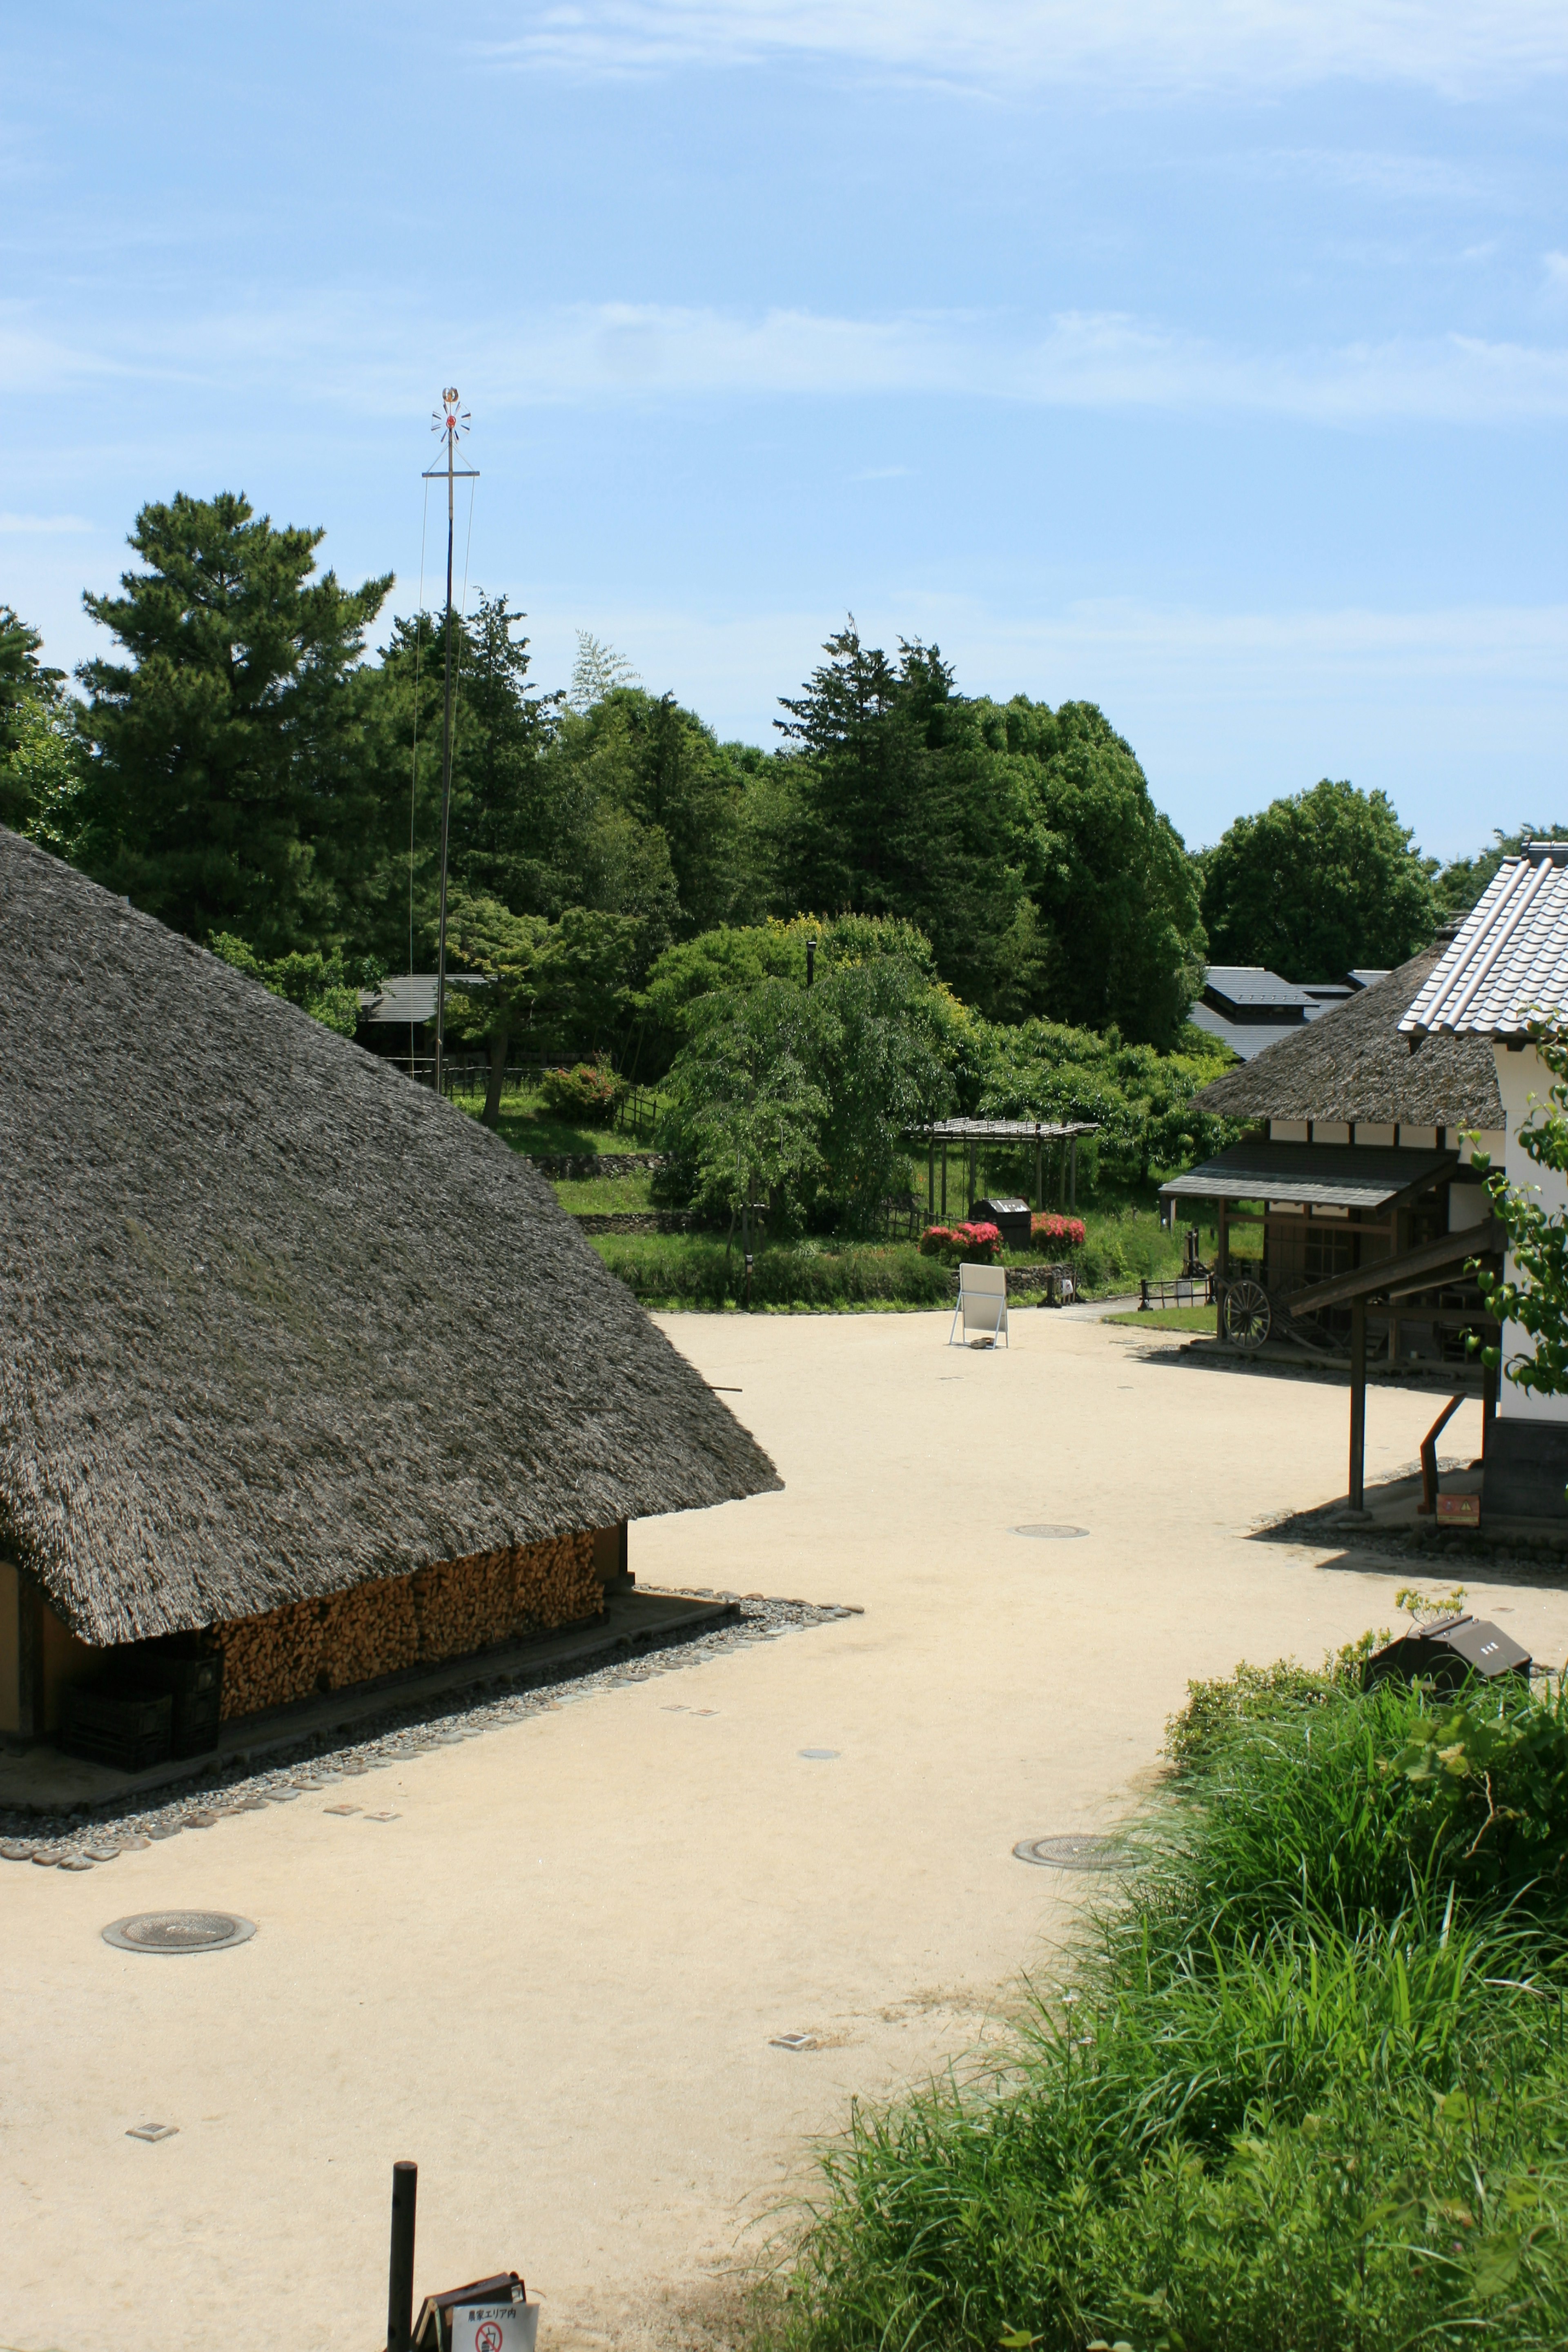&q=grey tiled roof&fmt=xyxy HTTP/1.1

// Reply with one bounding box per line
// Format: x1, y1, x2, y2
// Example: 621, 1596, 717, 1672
1401, 847, 1568, 1037
1160, 1140, 1457, 1212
